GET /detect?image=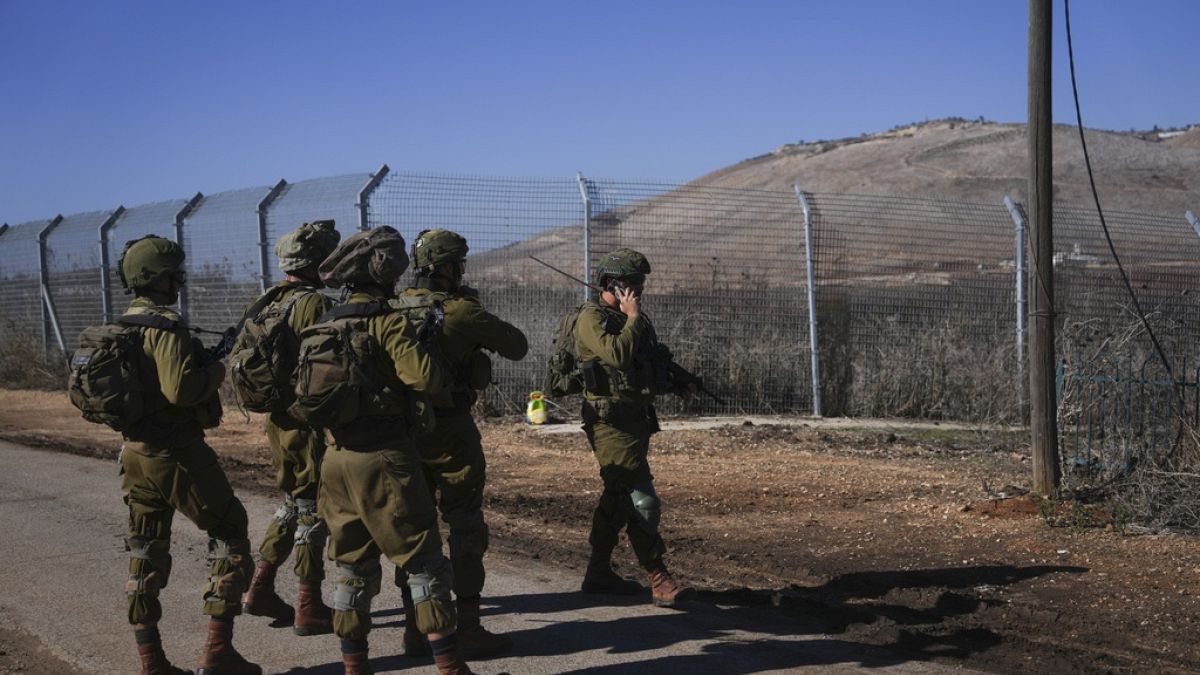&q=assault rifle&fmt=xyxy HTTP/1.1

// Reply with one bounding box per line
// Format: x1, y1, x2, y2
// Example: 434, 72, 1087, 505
529, 255, 726, 406
191, 326, 238, 361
